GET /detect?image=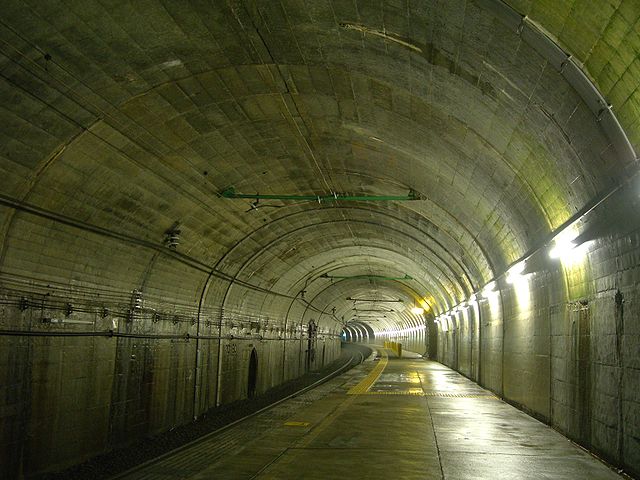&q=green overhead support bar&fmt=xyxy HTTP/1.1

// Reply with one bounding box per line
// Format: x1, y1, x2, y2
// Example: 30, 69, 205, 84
346, 297, 403, 303
321, 273, 413, 281
220, 186, 419, 202
352, 308, 394, 312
